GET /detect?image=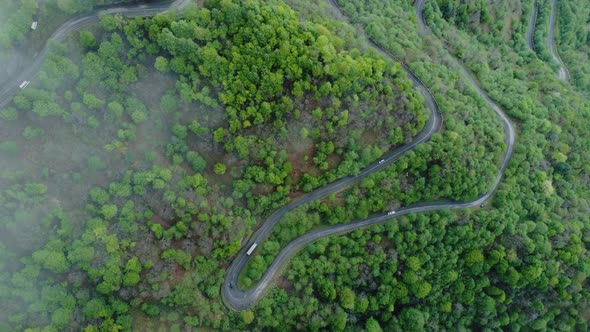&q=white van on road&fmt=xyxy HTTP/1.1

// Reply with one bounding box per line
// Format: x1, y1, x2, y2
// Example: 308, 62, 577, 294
19, 81, 30, 89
